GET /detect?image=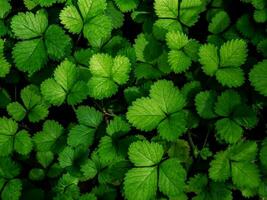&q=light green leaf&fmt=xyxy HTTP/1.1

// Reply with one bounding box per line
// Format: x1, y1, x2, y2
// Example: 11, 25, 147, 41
75, 106, 103, 128
220, 39, 247, 67
78, 0, 106, 21
166, 31, 189, 50
115, 0, 139, 12
12, 38, 47, 74
0, 0, 11, 18
195, 91, 217, 119
198, 44, 219, 76
168, 50, 192, 73
128, 141, 164, 166
124, 167, 157, 200
67, 125, 95, 147
154, 0, 178, 18
215, 67, 245, 88
7, 102, 26, 121
11, 10, 48, 39
60, 5, 83, 33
